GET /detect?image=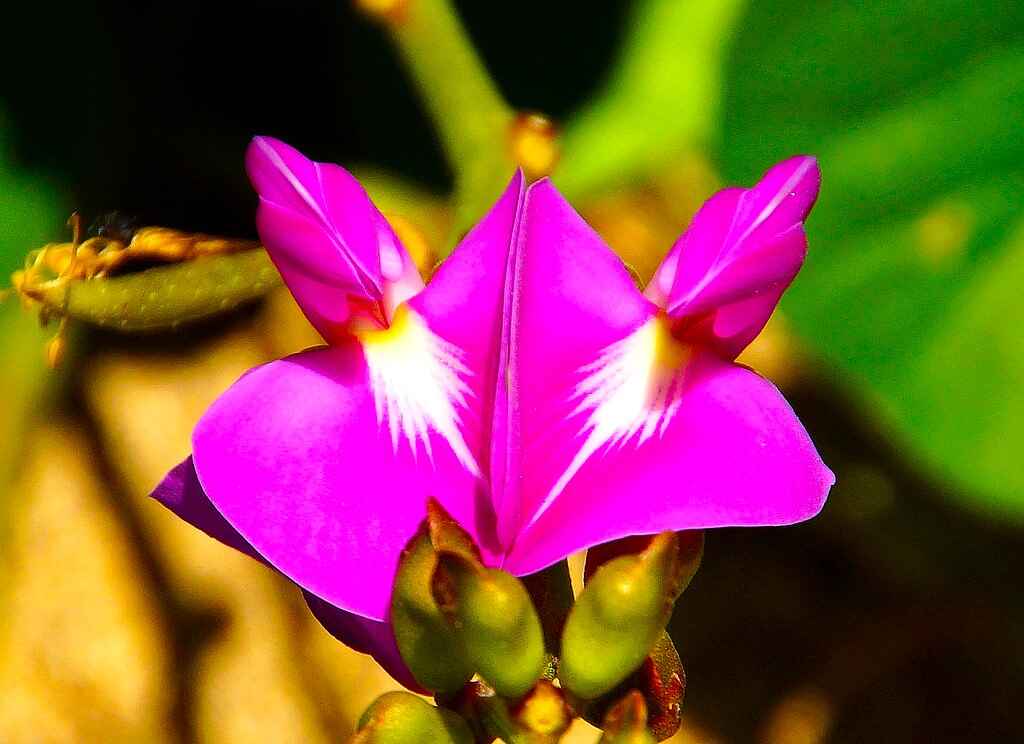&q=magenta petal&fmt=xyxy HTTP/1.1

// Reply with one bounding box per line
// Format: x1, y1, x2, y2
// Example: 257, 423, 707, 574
302, 591, 424, 692
151, 455, 264, 563
408, 172, 526, 556
246, 136, 422, 339
504, 349, 834, 575
505, 179, 658, 560
191, 343, 480, 621
650, 156, 820, 358
503, 180, 831, 575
